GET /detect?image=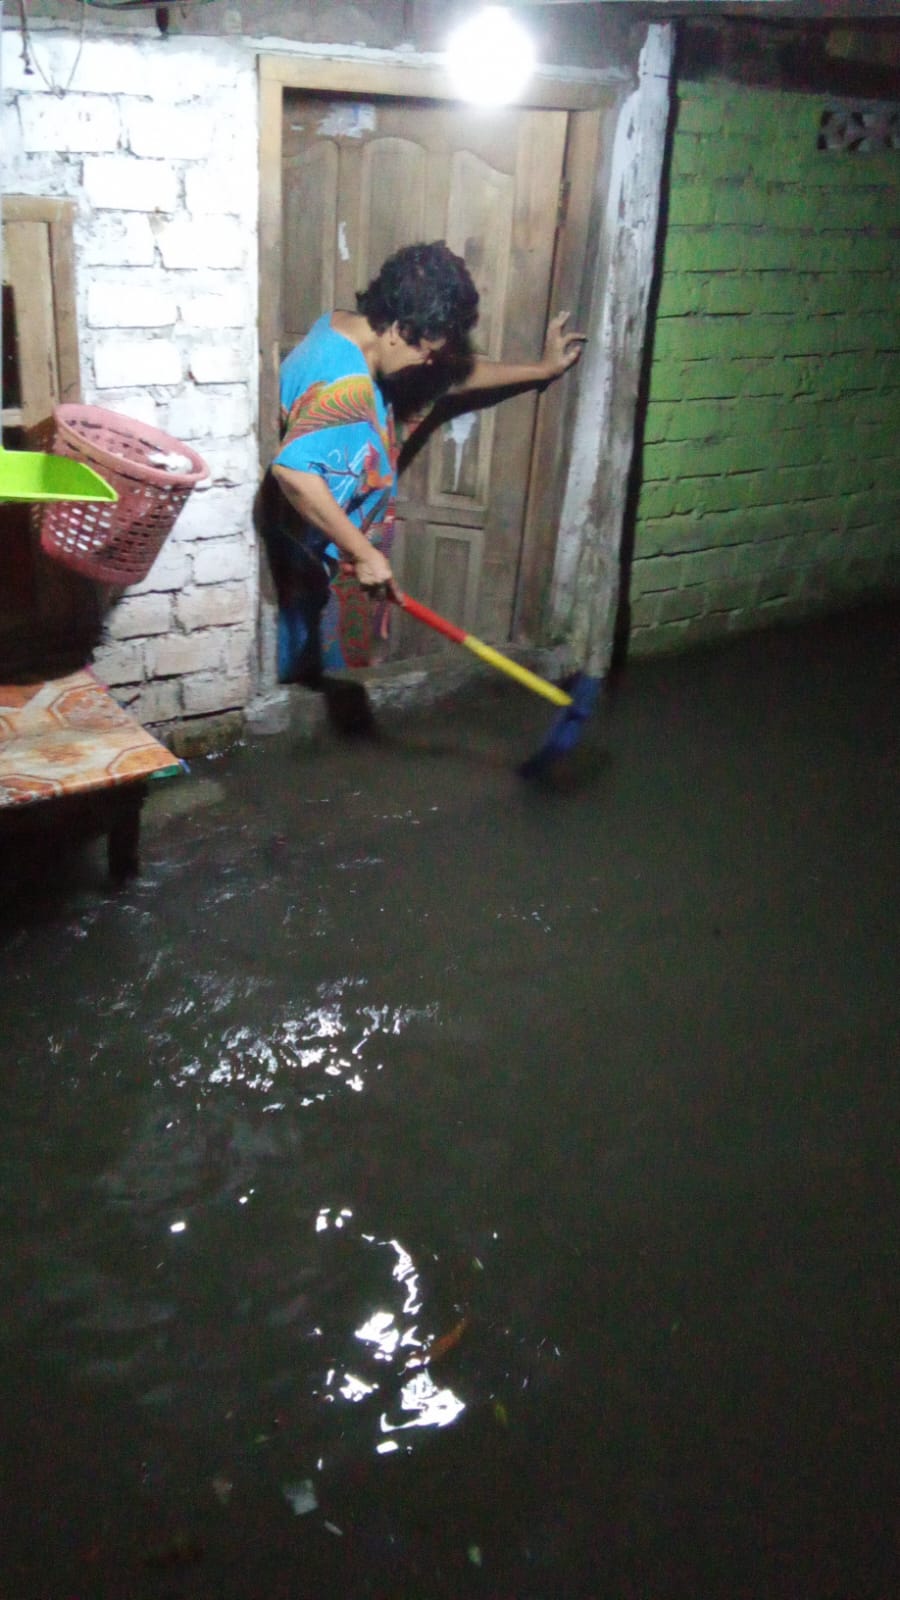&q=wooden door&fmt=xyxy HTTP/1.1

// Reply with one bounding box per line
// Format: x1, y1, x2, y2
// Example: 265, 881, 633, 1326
280, 94, 567, 657
1, 200, 90, 676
